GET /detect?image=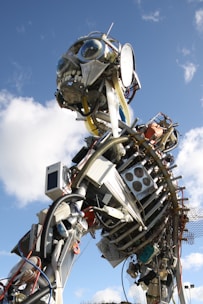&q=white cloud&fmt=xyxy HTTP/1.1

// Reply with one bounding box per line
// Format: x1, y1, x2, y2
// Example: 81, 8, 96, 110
128, 284, 147, 304
91, 287, 122, 303
0, 90, 87, 206
142, 10, 161, 22
190, 285, 203, 302
181, 252, 203, 270
175, 127, 203, 208
177, 60, 197, 83
195, 9, 203, 33
91, 285, 147, 304
180, 62, 197, 83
